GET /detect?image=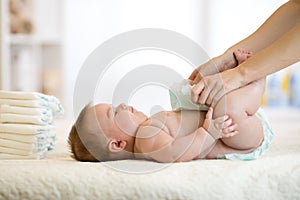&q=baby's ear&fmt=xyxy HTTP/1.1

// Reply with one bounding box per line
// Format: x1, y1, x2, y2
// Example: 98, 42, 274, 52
108, 139, 127, 152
